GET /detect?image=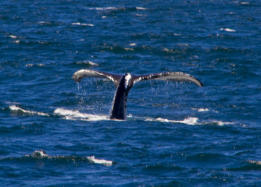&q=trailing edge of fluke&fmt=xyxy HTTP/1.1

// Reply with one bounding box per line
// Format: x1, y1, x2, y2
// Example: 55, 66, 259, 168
73, 69, 203, 120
